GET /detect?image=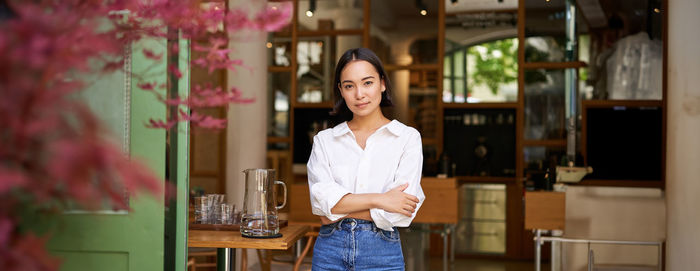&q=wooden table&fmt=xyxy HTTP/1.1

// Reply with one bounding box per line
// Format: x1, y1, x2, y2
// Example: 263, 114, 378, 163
189, 225, 310, 271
